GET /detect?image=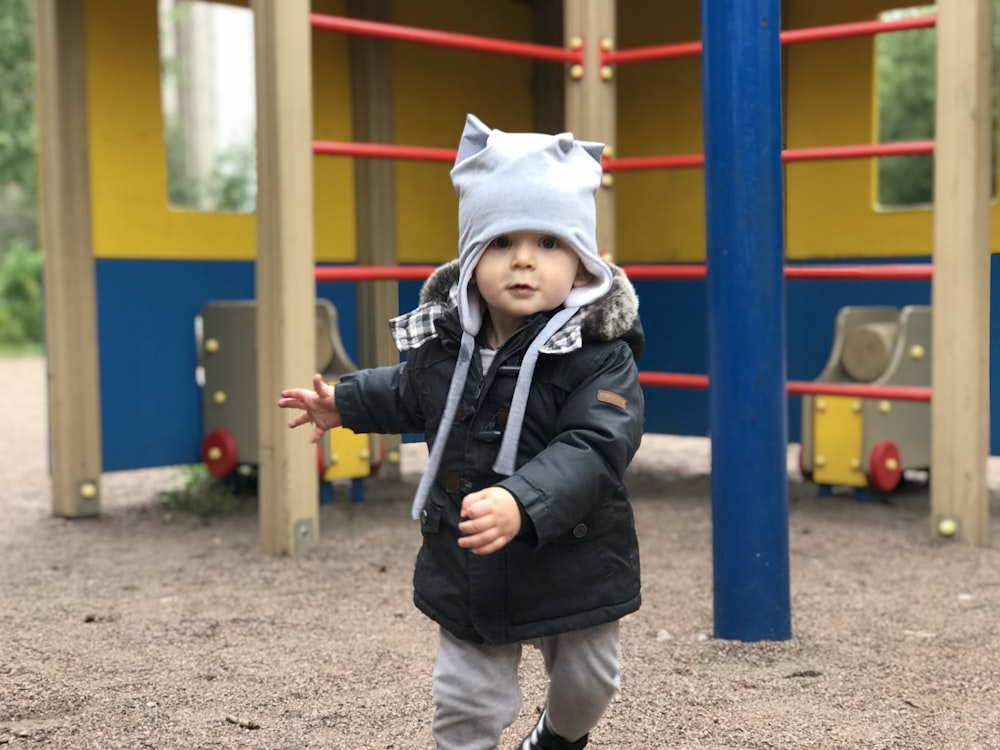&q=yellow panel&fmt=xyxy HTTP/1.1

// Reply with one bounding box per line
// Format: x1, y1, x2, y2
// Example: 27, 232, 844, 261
615, 0, 1000, 263
393, 0, 535, 264
617, 3, 704, 263
82, 0, 1000, 264
323, 427, 372, 480
312, 0, 357, 262
812, 395, 866, 487
85, 0, 356, 261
